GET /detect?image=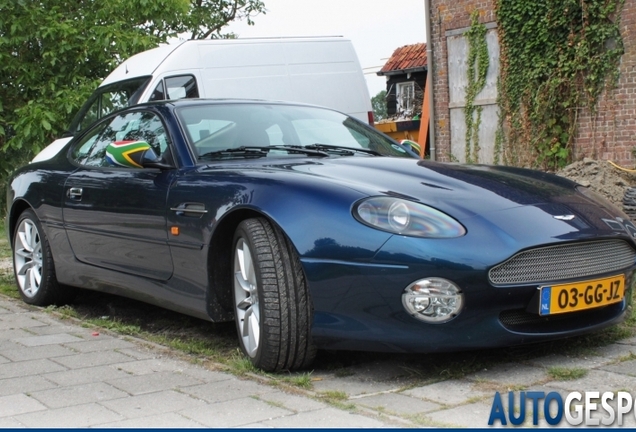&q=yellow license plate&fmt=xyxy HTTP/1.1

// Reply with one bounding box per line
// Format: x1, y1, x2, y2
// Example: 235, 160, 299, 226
539, 275, 625, 316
